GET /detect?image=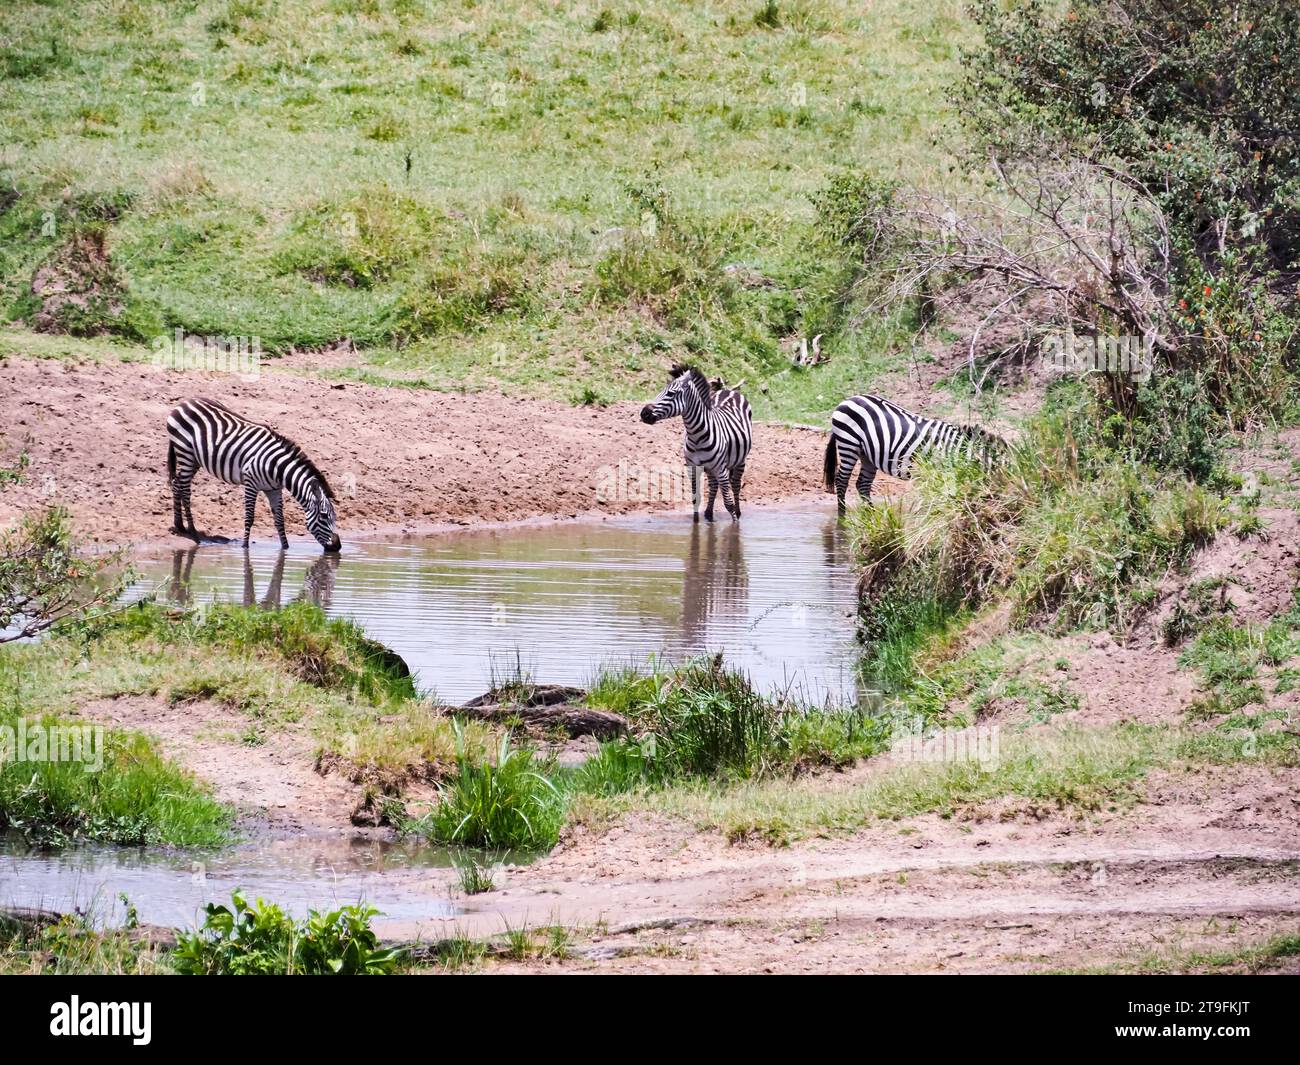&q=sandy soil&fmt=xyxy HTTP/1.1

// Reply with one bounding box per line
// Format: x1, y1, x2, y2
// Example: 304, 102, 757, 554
78, 694, 363, 833
384, 764, 1300, 973
0, 354, 832, 548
